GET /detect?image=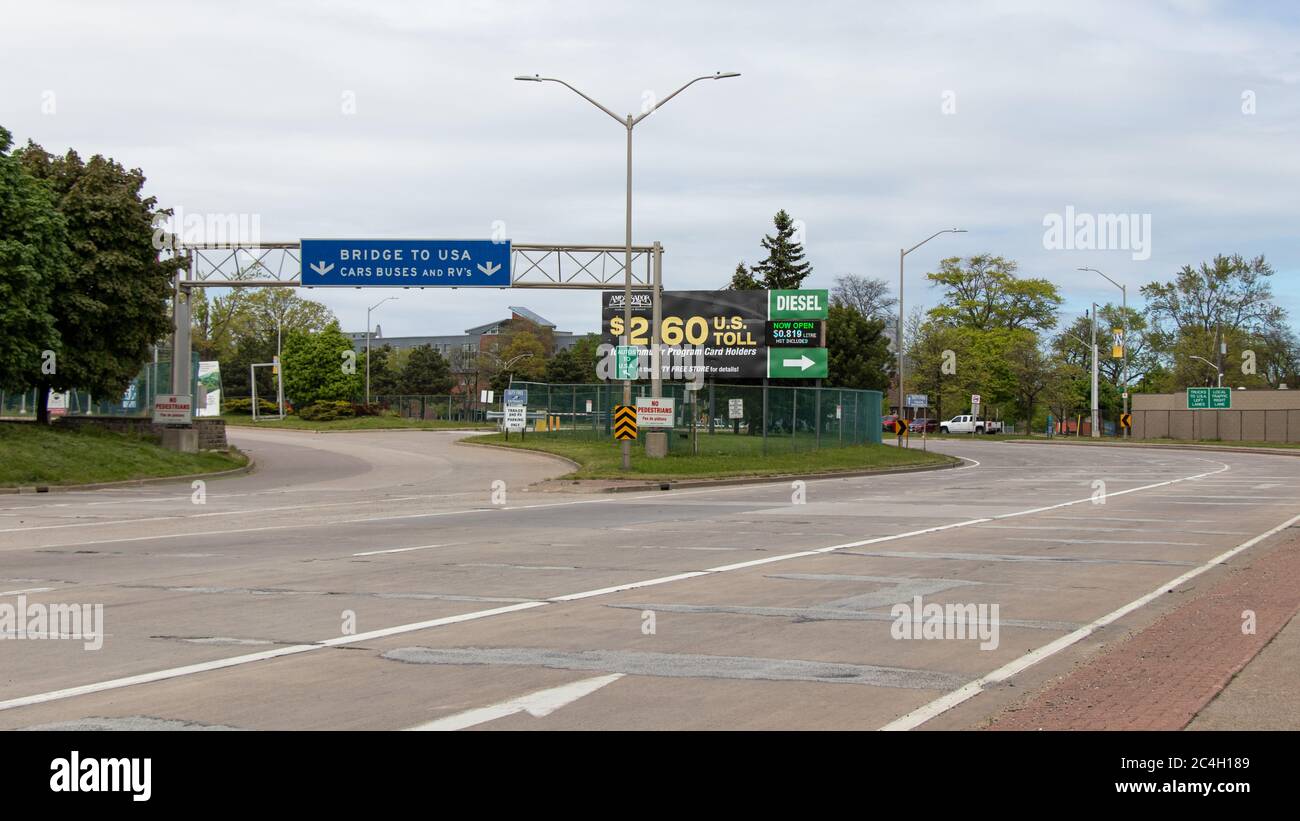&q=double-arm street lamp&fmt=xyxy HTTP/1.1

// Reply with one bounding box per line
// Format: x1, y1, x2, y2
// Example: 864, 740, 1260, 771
516, 71, 740, 469
899, 229, 966, 420
365, 296, 398, 406
1078, 267, 1128, 437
